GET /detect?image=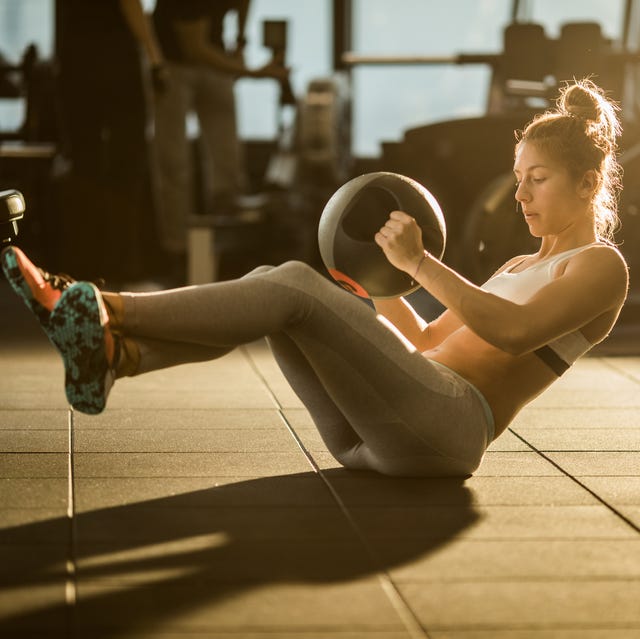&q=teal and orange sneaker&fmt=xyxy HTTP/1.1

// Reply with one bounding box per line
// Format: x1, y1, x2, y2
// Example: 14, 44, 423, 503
2, 246, 115, 414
